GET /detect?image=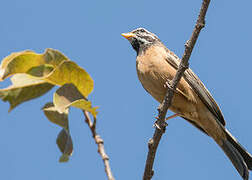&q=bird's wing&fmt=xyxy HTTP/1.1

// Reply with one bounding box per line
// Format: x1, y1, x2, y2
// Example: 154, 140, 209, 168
165, 52, 226, 126
184, 117, 209, 135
